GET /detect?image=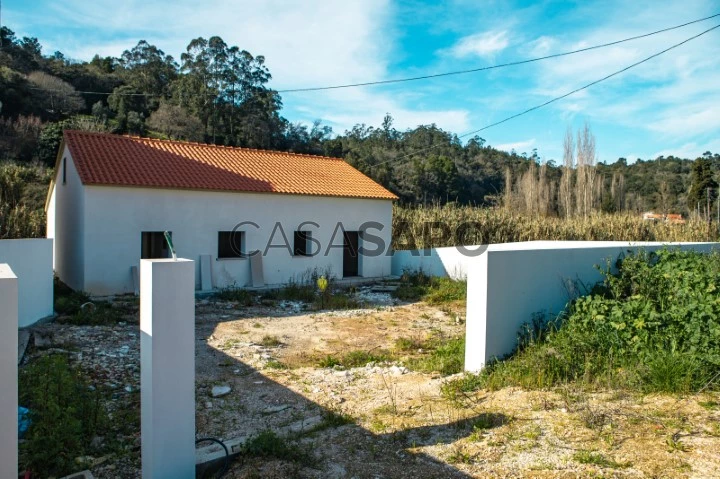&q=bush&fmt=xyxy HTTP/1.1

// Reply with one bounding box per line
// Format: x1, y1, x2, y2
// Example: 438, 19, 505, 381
454, 249, 720, 393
